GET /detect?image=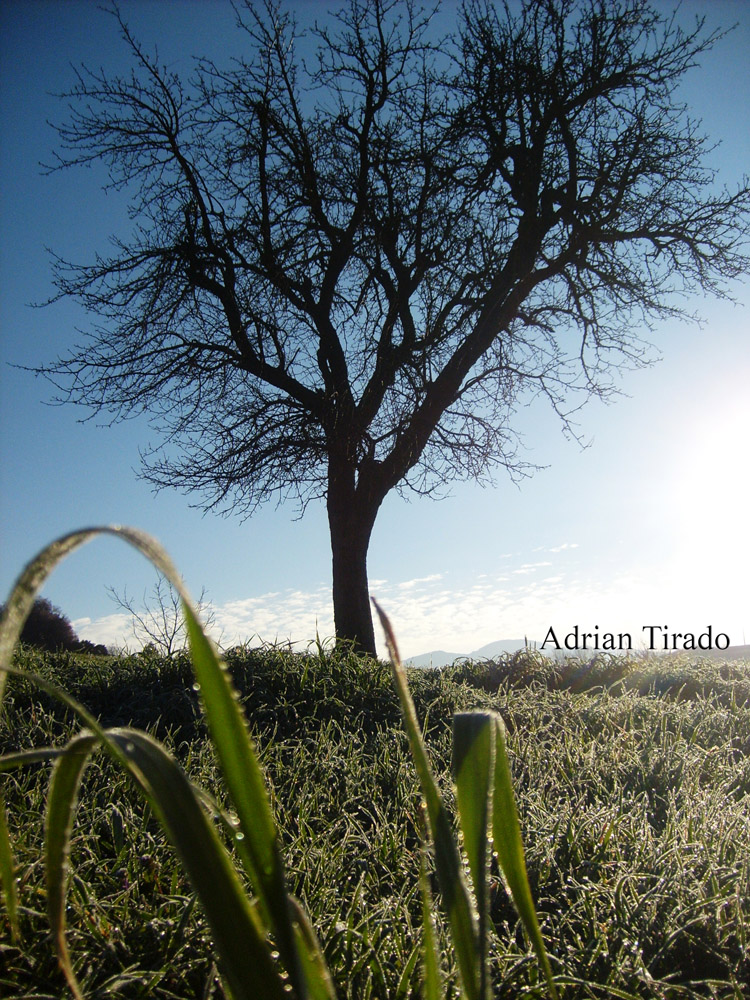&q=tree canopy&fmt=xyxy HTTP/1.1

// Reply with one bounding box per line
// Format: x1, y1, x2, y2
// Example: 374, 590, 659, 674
0, 597, 107, 654
40, 0, 750, 652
